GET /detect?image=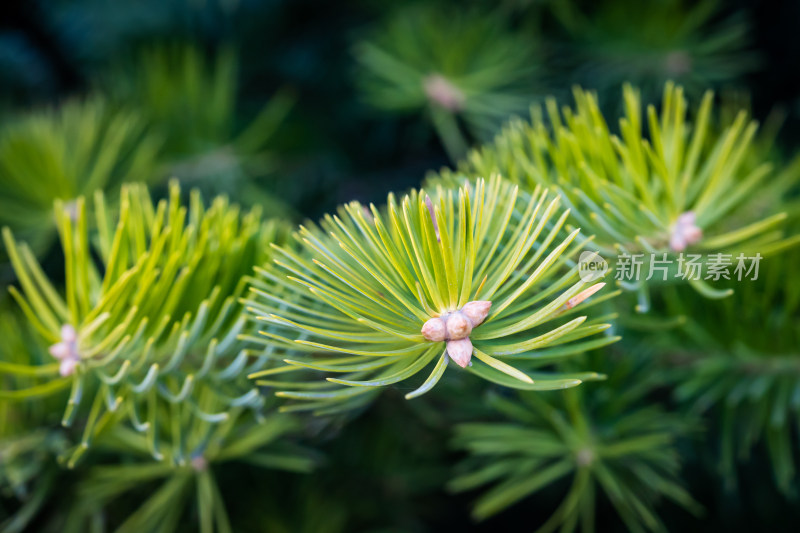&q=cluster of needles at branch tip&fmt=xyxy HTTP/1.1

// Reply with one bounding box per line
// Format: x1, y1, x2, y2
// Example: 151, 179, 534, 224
244, 175, 620, 410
